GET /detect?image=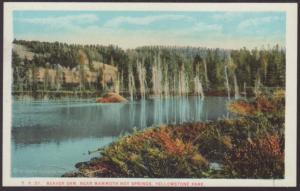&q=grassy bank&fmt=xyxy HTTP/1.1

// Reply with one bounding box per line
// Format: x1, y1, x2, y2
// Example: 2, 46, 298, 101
63, 90, 285, 178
